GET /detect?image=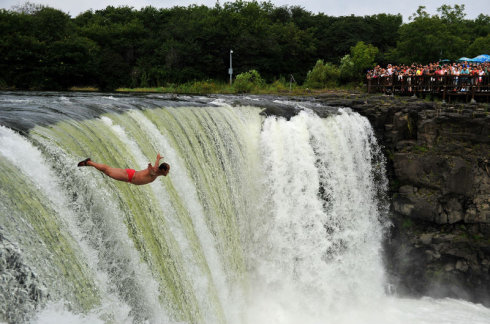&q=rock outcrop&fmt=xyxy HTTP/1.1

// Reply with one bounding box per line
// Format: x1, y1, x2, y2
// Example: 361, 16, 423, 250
315, 92, 490, 306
